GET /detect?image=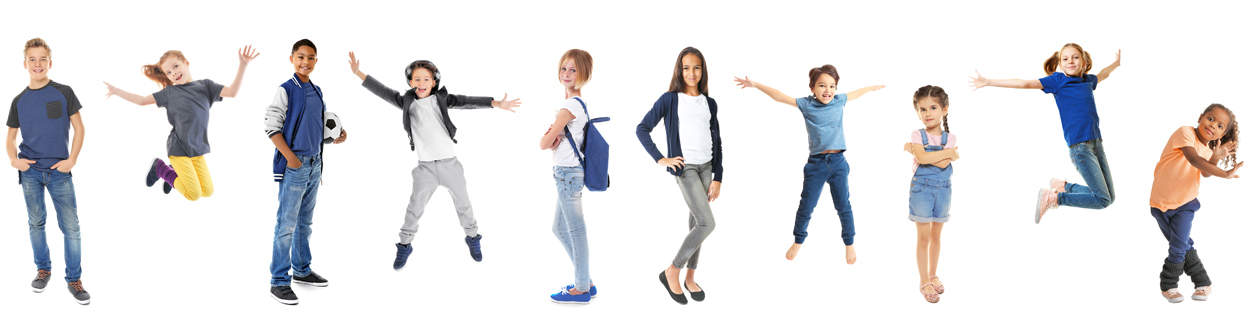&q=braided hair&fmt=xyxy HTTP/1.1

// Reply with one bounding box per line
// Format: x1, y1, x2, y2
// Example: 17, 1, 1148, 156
912, 85, 950, 132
